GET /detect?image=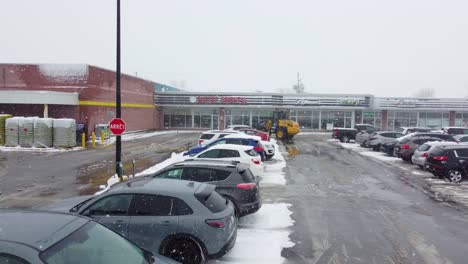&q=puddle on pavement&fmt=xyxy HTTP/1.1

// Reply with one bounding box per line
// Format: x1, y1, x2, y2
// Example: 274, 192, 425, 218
286, 146, 300, 158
